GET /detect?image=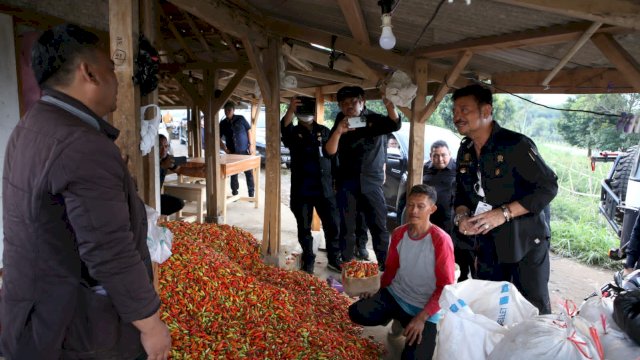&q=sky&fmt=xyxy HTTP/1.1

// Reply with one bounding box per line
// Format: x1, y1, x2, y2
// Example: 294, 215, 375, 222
528, 93, 572, 106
